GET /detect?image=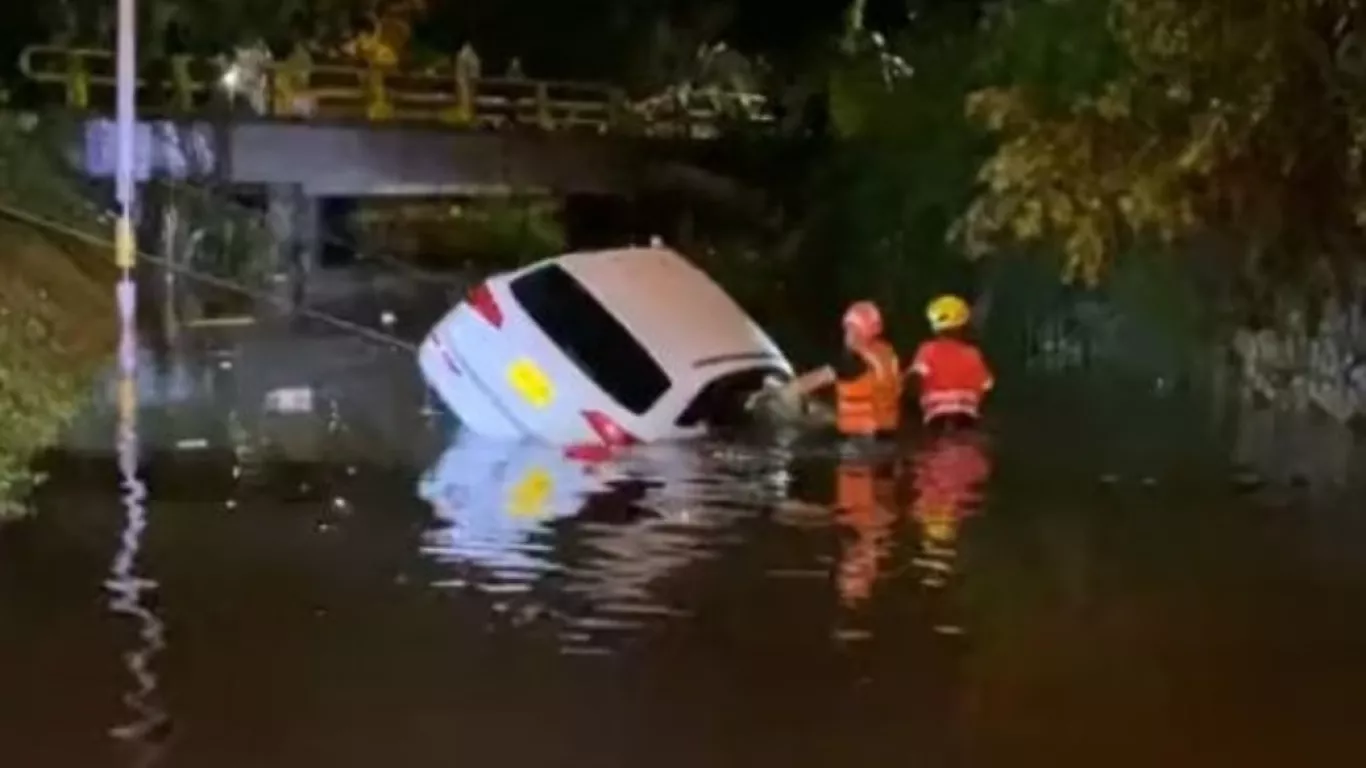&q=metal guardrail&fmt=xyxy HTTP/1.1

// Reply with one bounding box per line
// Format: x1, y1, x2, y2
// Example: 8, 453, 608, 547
17, 45, 769, 138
